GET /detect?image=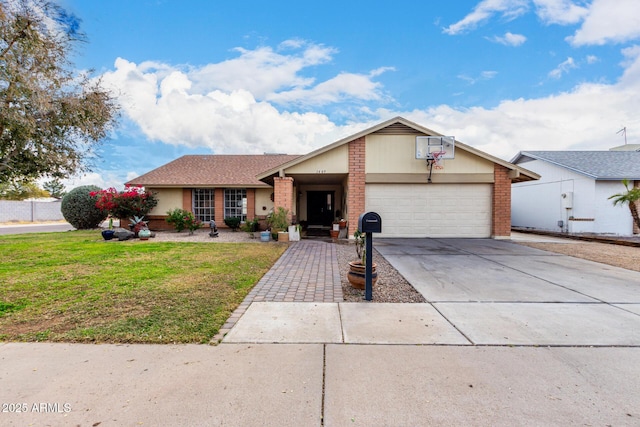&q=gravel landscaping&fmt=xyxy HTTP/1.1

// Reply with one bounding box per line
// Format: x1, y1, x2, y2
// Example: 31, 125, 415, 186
335, 241, 426, 303
516, 240, 640, 273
